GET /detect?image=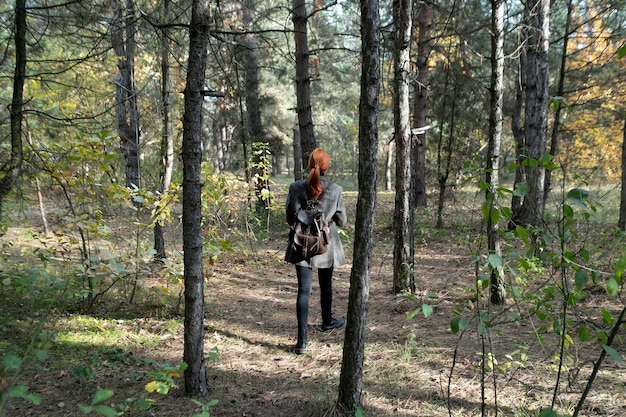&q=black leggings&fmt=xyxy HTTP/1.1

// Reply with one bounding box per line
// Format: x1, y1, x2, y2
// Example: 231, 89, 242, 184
296, 265, 334, 331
